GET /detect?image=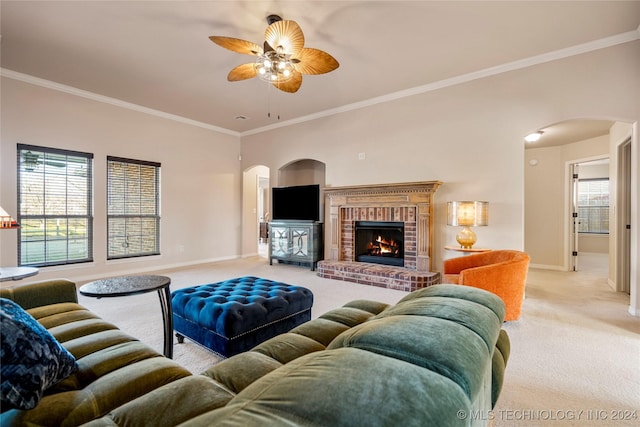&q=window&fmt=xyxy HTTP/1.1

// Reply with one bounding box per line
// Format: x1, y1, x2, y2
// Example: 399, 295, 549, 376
577, 178, 609, 234
17, 144, 93, 267
107, 157, 160, 259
